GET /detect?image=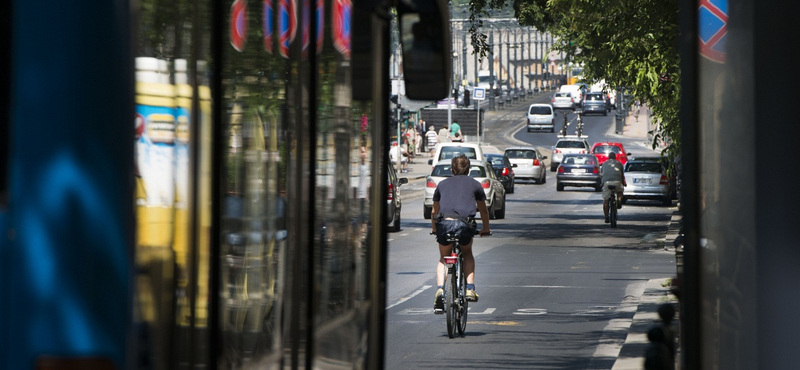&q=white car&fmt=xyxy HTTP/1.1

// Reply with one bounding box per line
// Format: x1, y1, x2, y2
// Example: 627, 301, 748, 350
525, 104, 555, 132
550, 135, 591, 172
551, 92, 575, 110
427, 142, 485, 168
504, 147, 548, 184
423, 160, 506, 220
